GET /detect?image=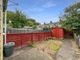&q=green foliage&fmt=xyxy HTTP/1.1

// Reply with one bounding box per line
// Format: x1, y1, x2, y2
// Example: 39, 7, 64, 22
46, 40, 62, 52
7, 11, 15, 23
25, 19, 40, 28
49, 44, 60, 51
7, 10, 40, 28
28, 42, 36, 48
60, 2, 80, 34
65, 2, 80, 13
7, 10, 26, 28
